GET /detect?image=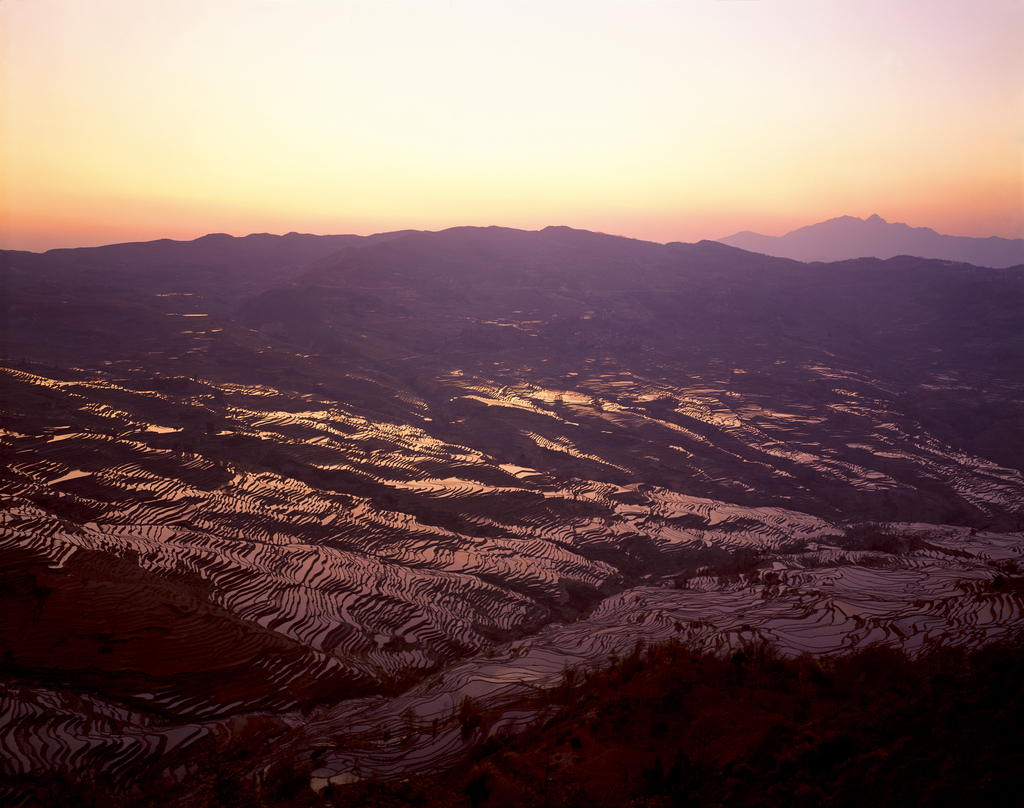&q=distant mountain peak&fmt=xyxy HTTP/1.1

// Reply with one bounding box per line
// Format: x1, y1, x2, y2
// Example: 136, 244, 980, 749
719, 215, 1023, 268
